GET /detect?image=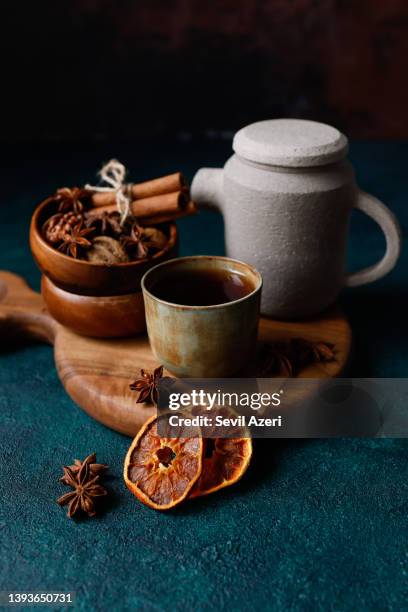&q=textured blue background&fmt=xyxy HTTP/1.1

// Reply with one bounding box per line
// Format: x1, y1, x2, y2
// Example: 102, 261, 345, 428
0, 142, 407, 611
